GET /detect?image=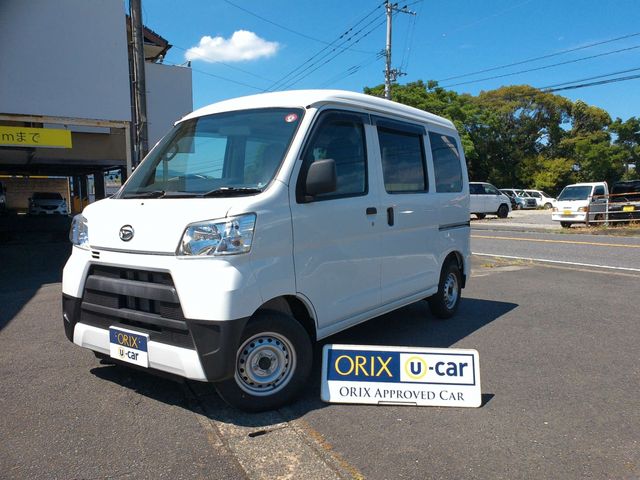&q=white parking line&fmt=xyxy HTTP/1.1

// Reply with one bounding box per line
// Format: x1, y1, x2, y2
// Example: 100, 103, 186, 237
472, 252, 640, 273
